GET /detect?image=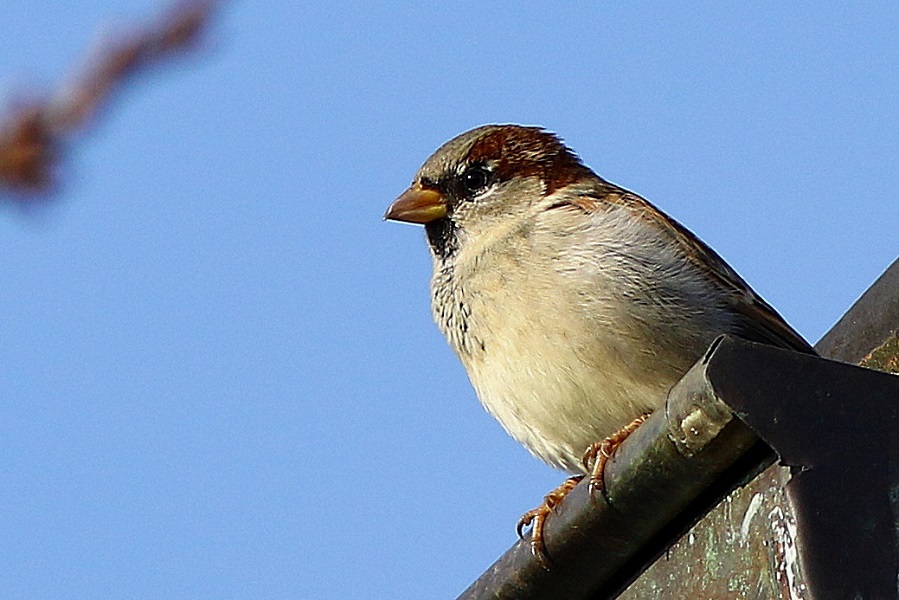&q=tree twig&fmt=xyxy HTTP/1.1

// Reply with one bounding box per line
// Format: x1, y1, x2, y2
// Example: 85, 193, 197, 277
0, 0, 220, 198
